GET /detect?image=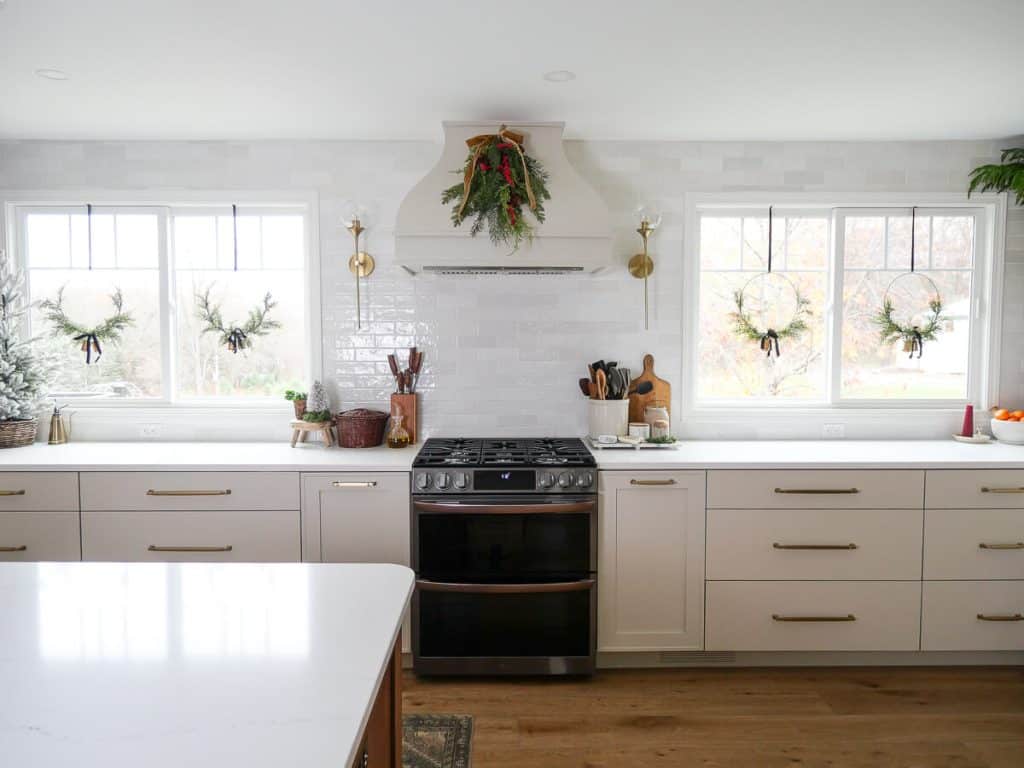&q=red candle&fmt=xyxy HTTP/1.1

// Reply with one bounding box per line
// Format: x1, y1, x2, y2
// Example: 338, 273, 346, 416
960, 404, 975, 437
